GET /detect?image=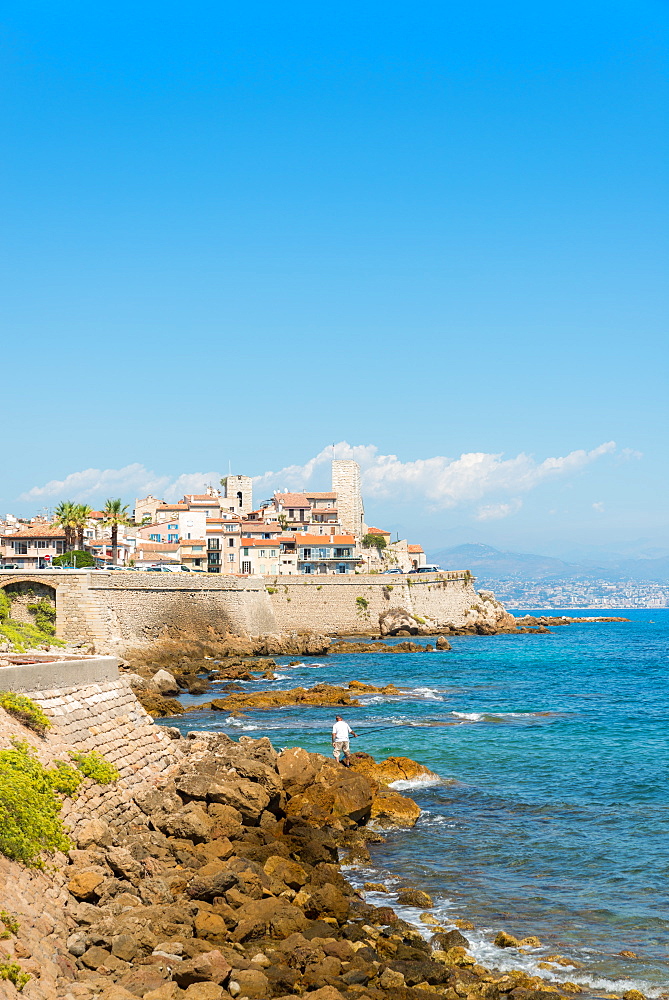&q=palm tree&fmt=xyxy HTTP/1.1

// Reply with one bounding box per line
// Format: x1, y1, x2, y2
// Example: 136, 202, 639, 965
72, 504, 93, 551
101, 499, 131, 566
54, 501, 77, 551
